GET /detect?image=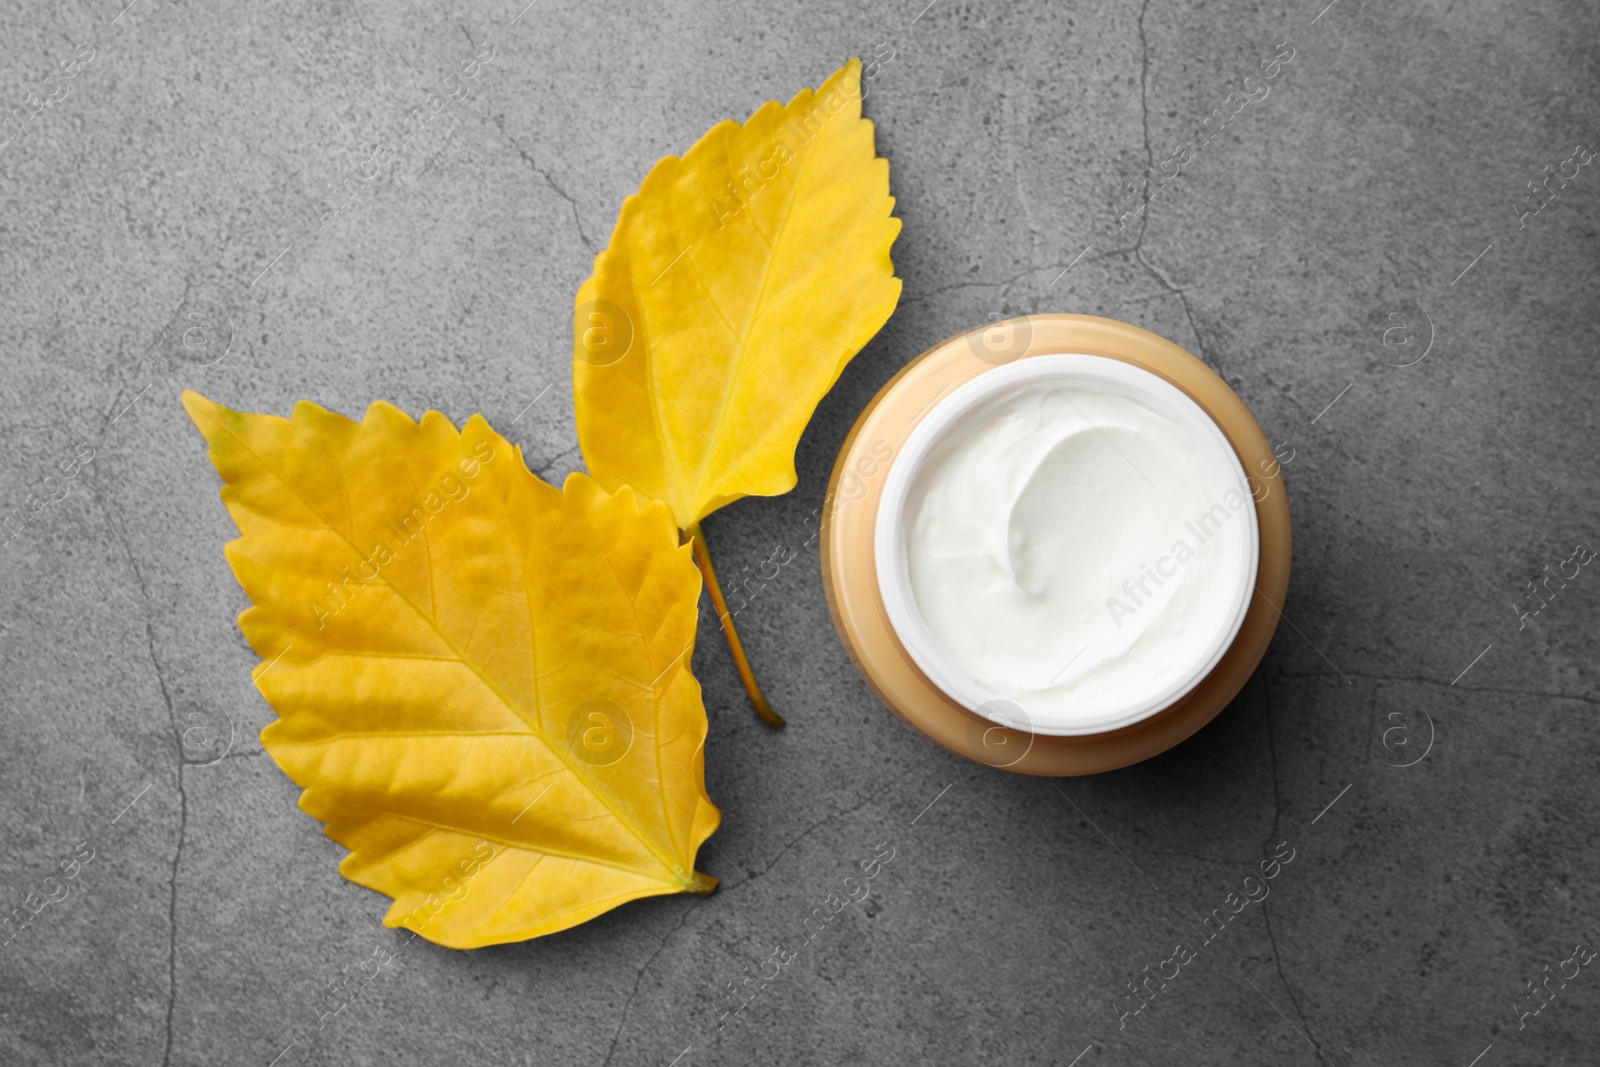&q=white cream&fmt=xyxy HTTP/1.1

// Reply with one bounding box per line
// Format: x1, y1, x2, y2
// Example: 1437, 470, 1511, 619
878, 356, 1257, 735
